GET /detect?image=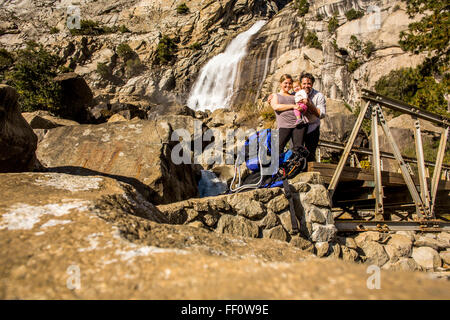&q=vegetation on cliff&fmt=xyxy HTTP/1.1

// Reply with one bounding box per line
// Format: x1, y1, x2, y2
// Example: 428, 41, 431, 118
375, 0, 449, 116
1, 42, 67, 116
